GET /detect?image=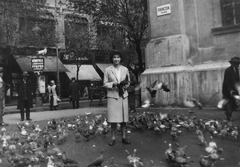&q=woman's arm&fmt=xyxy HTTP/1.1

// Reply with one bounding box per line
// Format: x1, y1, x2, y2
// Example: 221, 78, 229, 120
103, 69, 116, 89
